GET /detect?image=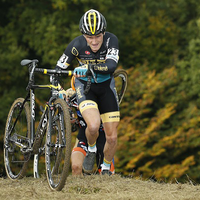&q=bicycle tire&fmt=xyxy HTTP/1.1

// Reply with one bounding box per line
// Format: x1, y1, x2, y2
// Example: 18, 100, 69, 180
33, 138, 46, 178
4, 98, 31, 180
113, 69, 128, 105
45, 98, 71, 191
33, 142, 46, 178
33, 154, 40, 178
33, 108, 48, 178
